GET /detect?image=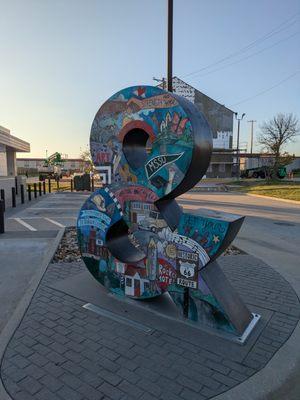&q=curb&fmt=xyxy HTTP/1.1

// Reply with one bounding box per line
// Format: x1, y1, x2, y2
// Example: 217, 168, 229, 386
190, 185, 228, 193
245, 193, 300, 205
213, 322, 300, 400
0, 228, 65, 400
